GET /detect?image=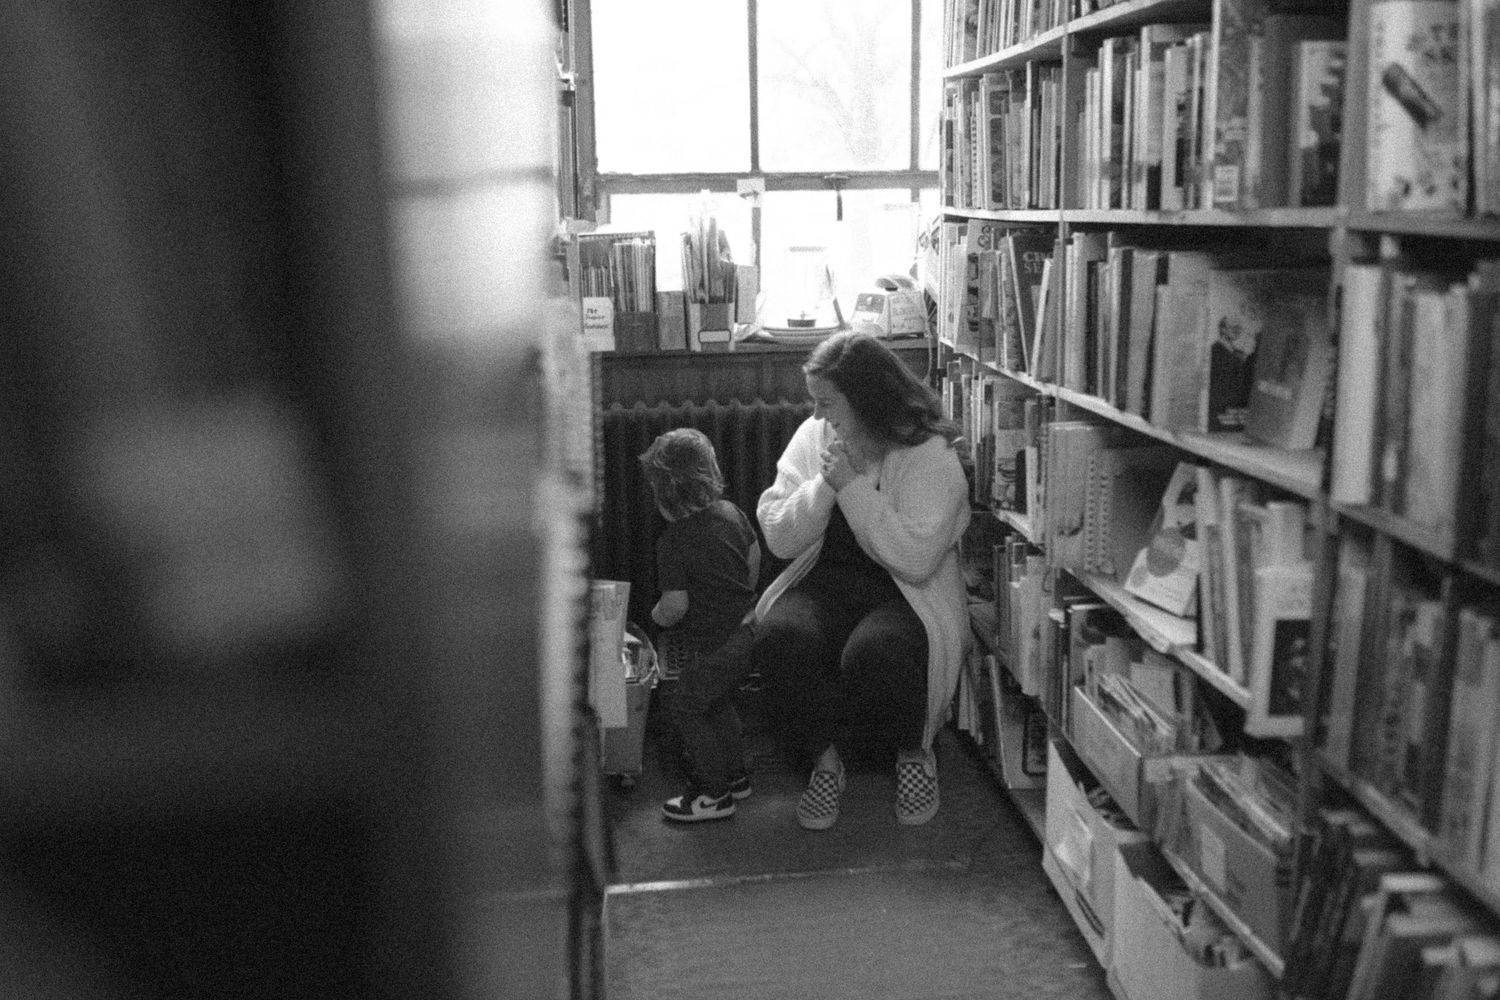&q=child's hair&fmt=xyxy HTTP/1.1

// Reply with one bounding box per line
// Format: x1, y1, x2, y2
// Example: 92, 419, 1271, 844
639, 428, 725, 520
